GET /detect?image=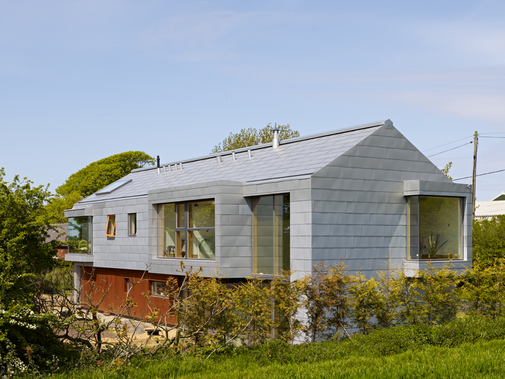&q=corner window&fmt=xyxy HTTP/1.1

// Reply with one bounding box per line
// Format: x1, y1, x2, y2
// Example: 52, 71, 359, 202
408, 196, 462, 260
151, 281, 170, 297
253, 194, 290, 275
158, 200, 215, 259
106, 215, 116, 237
128, 213, 137, 236
68, 217, 93, 254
